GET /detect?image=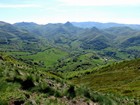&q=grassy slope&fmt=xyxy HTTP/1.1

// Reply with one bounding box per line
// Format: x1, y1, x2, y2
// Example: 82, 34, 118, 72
71, 59, 140, 100
6, 48, 68, 69
22, 48, 68, 67
54, 51, 106, 71
0, 54, 78, 104
7, 49, 108, 71
1, 54, 139, 105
